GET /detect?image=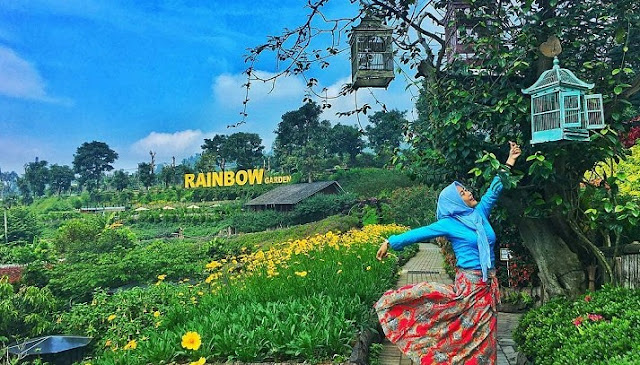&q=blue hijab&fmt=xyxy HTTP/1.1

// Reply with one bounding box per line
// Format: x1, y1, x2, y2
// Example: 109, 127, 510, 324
436, 181, 491, 282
